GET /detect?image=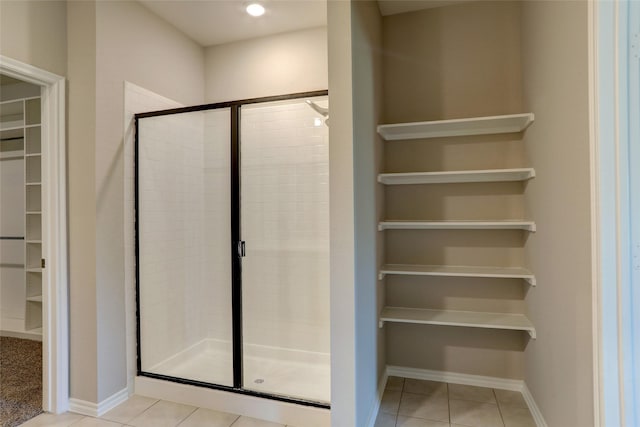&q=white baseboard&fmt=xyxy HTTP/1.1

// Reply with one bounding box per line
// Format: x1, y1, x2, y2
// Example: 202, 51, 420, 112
522, 383, 548, 427
386, 365, 548, 427
387, 365, 523, 391
365, 368, 389, 427
69, 388, 129, 417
